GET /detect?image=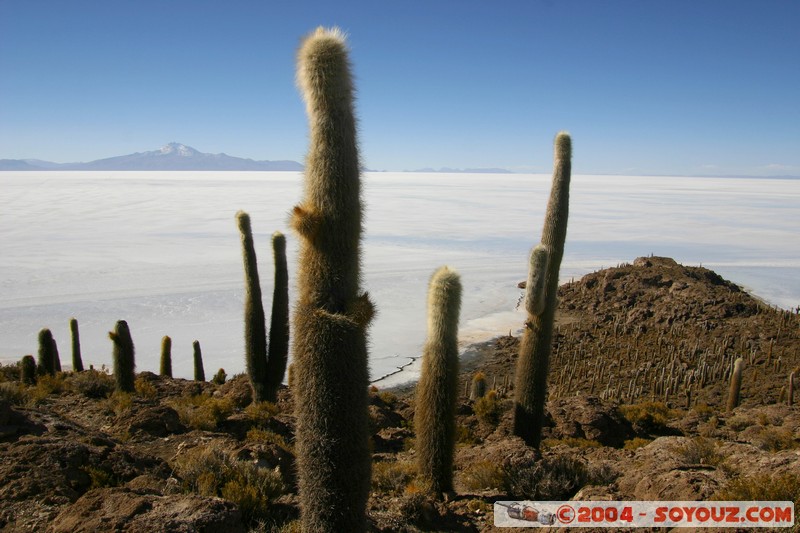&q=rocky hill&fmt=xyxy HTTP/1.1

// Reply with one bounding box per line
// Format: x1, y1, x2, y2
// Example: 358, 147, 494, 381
1, 257, 798, 531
